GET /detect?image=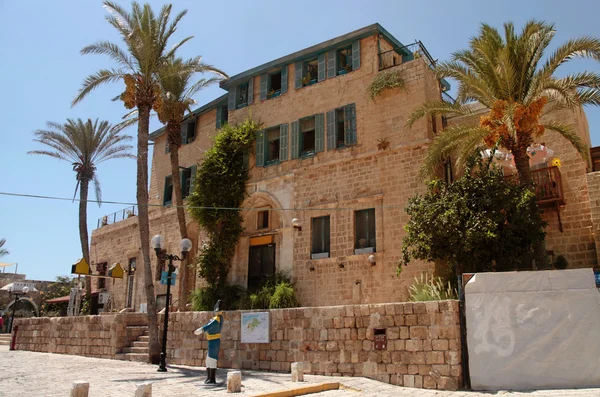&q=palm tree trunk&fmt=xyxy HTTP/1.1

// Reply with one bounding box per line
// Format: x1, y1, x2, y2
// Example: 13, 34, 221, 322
513, 148, 549, 270
167, 122, 190, 311
137, 104, 161, 364
78, 178, 92, 302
